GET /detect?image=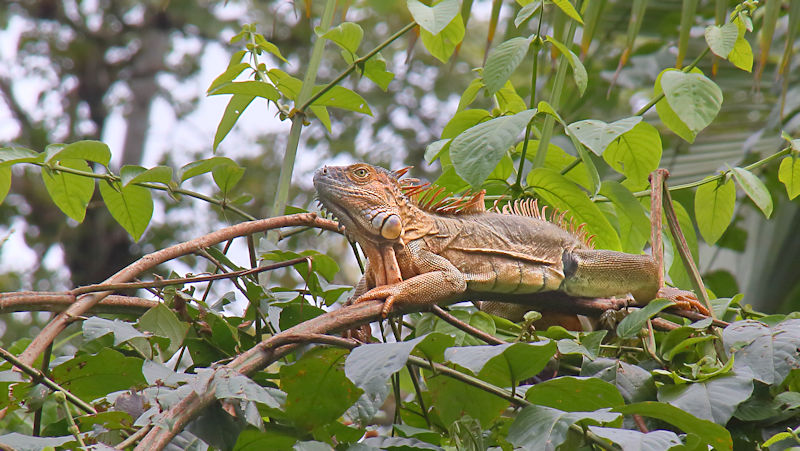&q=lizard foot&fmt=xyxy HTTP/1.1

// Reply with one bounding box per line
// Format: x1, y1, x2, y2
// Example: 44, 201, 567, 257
353, 286, 400, 318
657, 287, 710, 316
